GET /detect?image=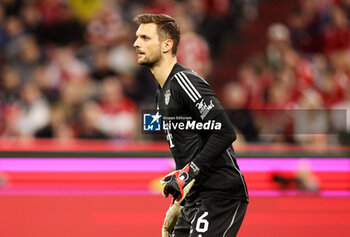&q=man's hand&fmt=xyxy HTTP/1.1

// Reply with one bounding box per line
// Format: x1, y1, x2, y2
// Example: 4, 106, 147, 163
160, 162, 200, 202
